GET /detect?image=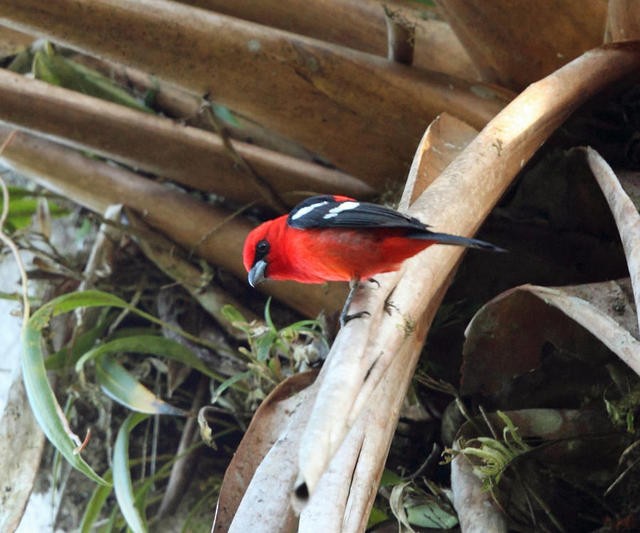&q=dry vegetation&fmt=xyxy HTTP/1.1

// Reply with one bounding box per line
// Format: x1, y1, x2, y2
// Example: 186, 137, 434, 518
1, 1, 640, 532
